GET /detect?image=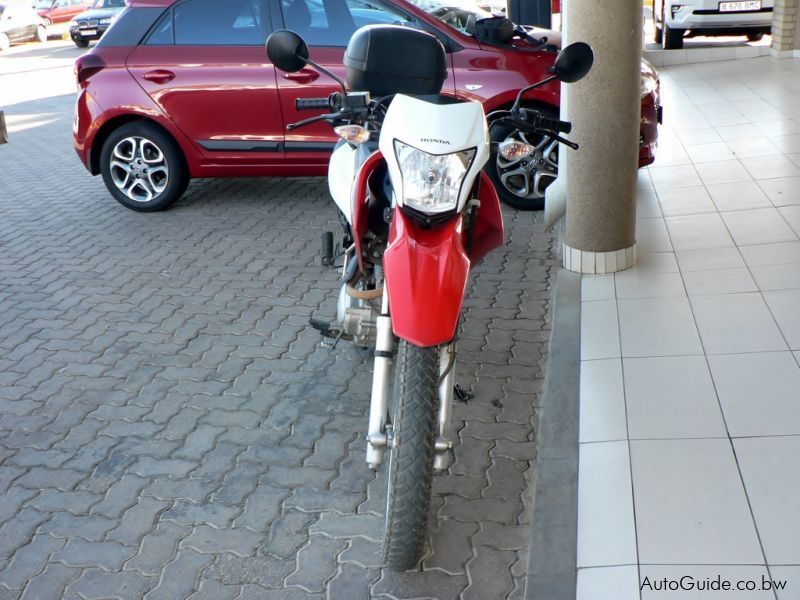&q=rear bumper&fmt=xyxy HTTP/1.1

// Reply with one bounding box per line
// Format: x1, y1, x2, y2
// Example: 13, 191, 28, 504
668, 6, 773, 30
